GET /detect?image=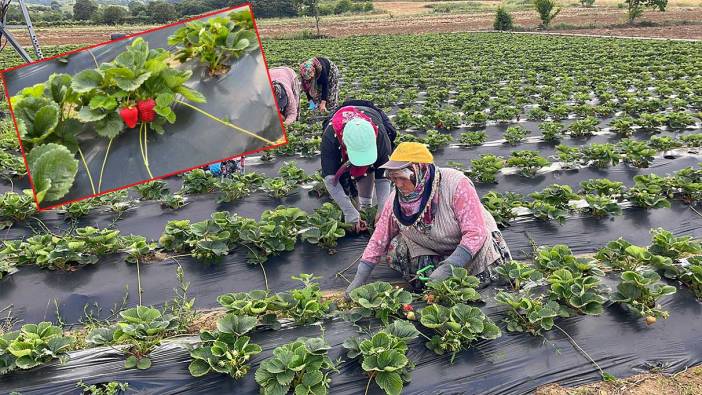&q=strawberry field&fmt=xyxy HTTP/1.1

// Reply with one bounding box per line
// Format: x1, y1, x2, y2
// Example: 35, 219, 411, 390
0, 32, 701, 394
